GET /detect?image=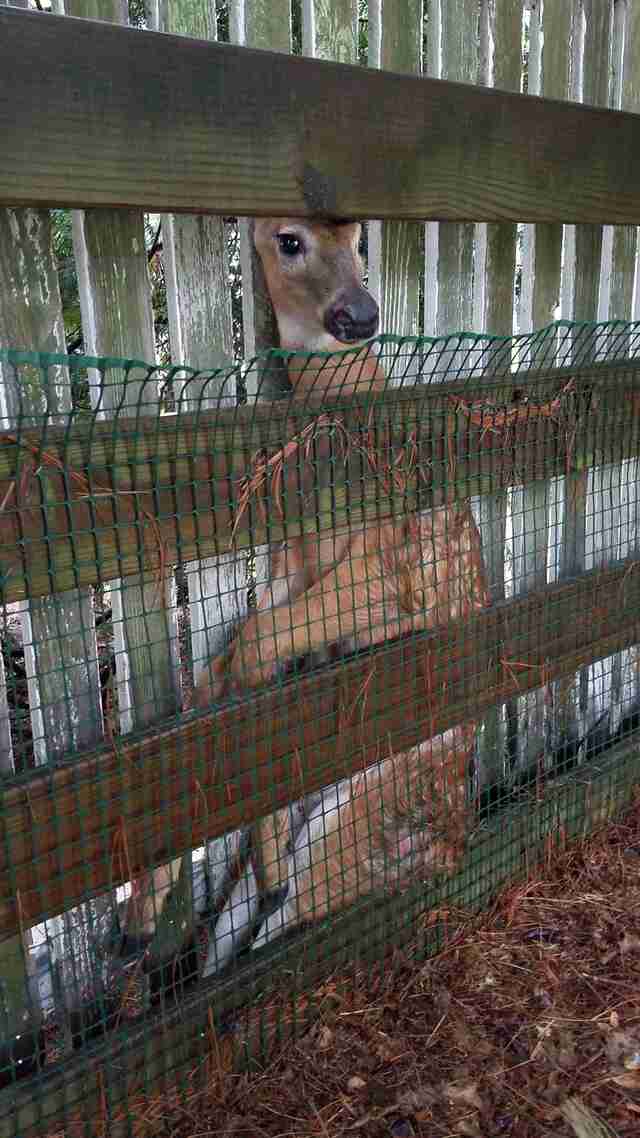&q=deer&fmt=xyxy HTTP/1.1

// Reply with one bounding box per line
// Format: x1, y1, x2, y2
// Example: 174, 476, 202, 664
194, 218, 490, 969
